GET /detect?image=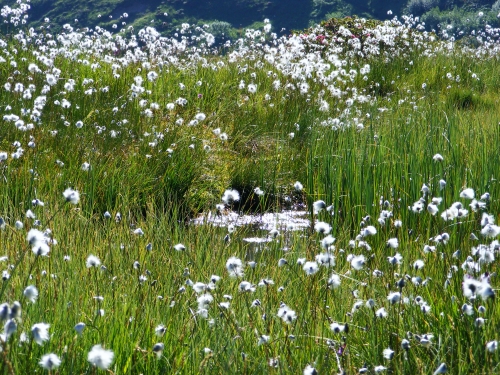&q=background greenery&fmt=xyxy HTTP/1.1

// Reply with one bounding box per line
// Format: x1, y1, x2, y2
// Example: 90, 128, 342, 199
11, 0, 500, 40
